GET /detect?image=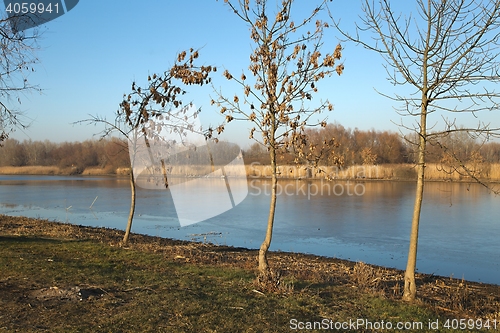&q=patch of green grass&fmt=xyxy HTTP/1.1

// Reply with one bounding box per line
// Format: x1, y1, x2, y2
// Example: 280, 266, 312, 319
0, 236, 488, 332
